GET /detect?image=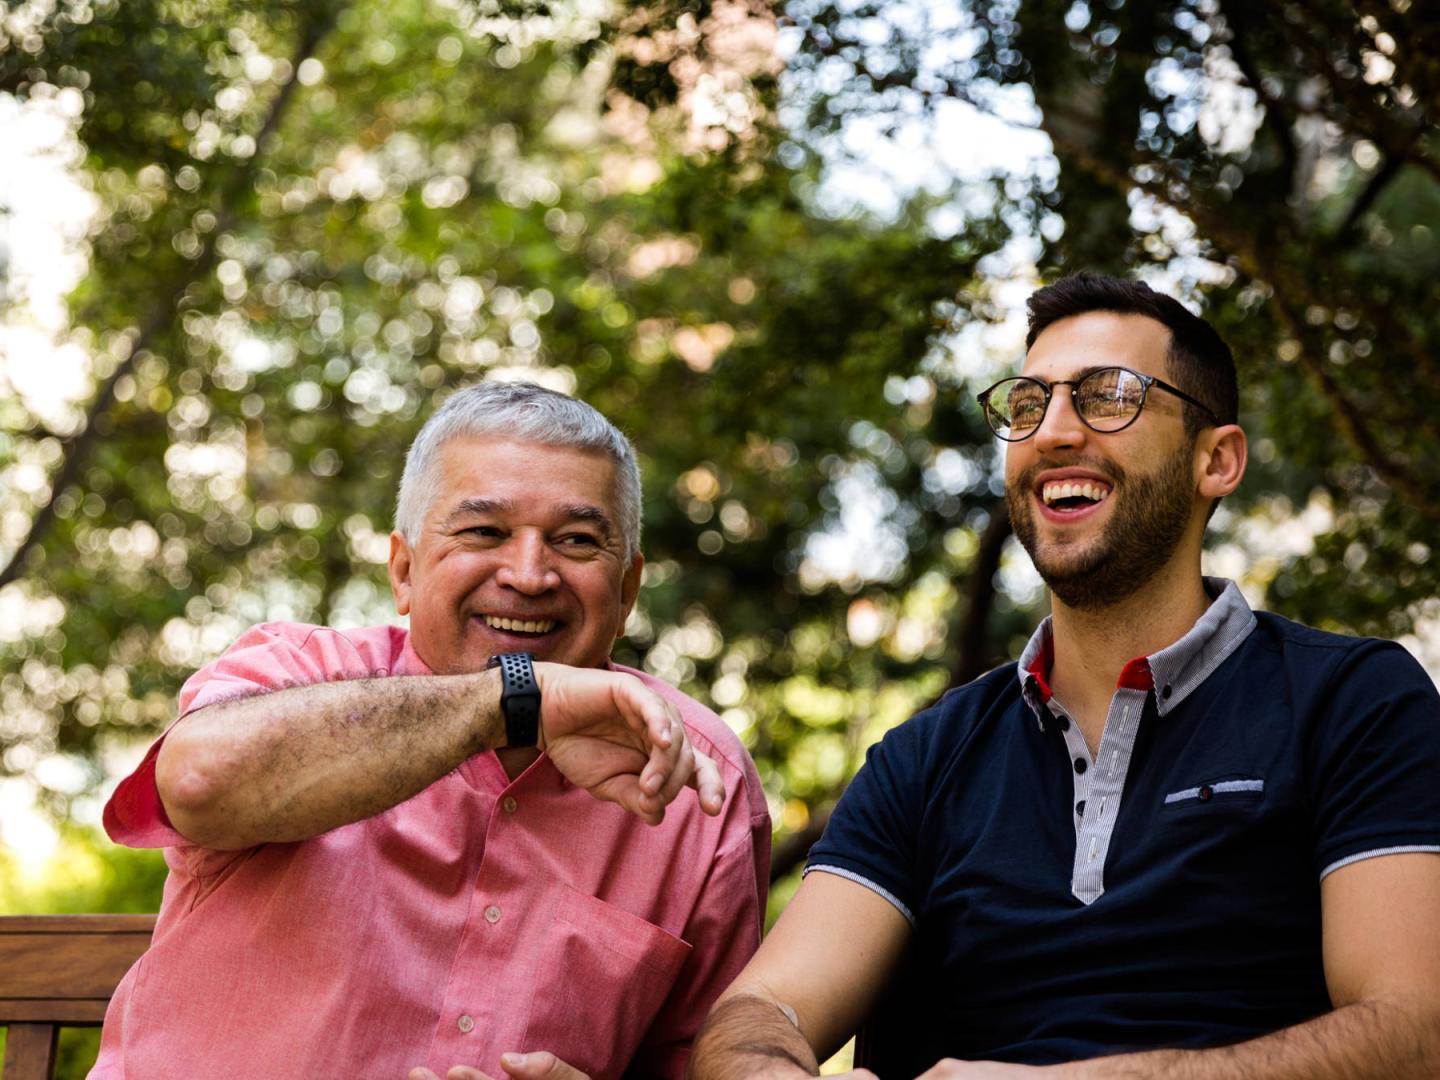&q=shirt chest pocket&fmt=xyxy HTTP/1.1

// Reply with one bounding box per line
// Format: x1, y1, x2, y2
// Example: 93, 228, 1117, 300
521, 885, 692, 1080
1162, 776, 1266, 811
